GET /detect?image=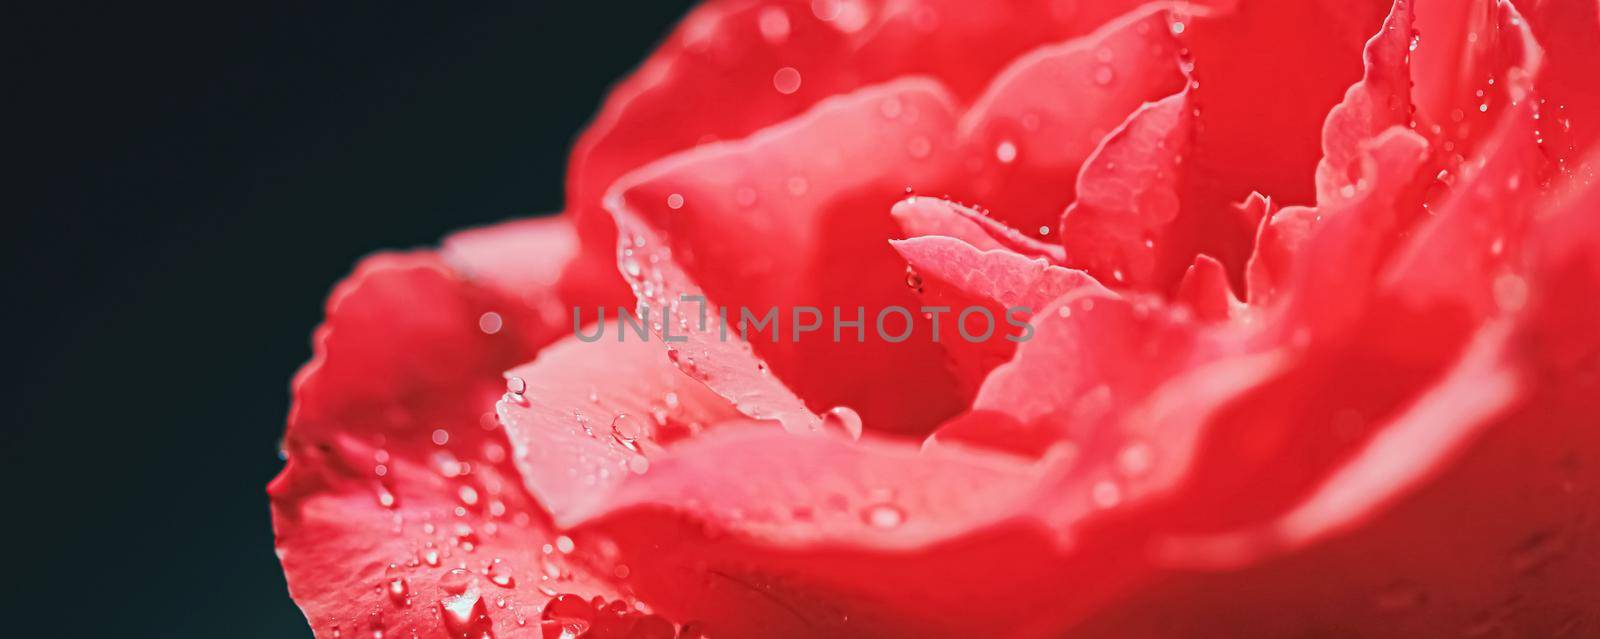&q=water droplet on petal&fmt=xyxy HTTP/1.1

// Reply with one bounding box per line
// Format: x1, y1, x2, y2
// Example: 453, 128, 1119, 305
540, 594, 594, 637
786, 175, 809, 196
758, 6, 791, 43
879, 97, 903, 119
487, 560, 516, 588
862, 502, 906, 529
666, 193, 685, 210
440, 568, 477, 595
1093, 66, 1115, 86
906, 136, 932, 159
1117, 442, 1153, 477
995, 140, 1018, 164
478, 311, 503, 335
610, 413, 646, 450
820, 406, 863, 440
385, 565, 411, 606
772, 66, 802, 95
